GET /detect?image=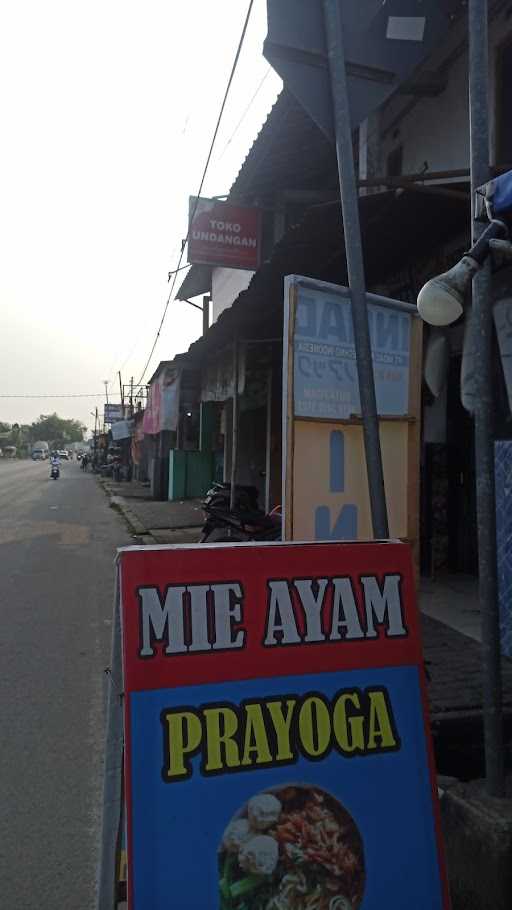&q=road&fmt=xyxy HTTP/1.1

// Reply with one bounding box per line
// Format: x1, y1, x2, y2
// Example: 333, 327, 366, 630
0, 458, 130, 908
